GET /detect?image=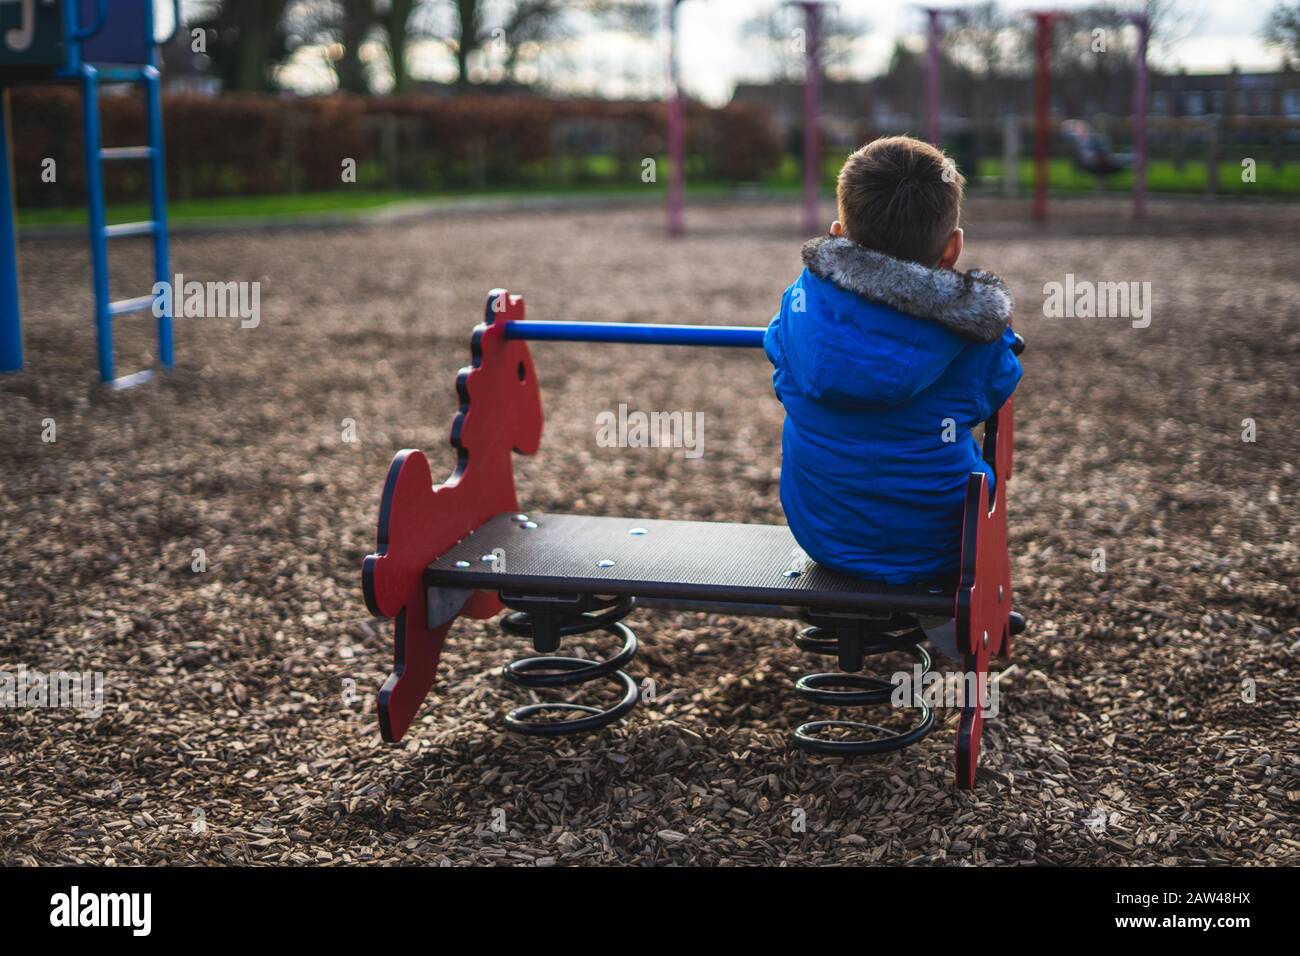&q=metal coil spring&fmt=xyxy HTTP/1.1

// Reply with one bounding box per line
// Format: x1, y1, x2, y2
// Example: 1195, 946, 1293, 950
498, 594, 639, 735
791, 612, 935, 756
